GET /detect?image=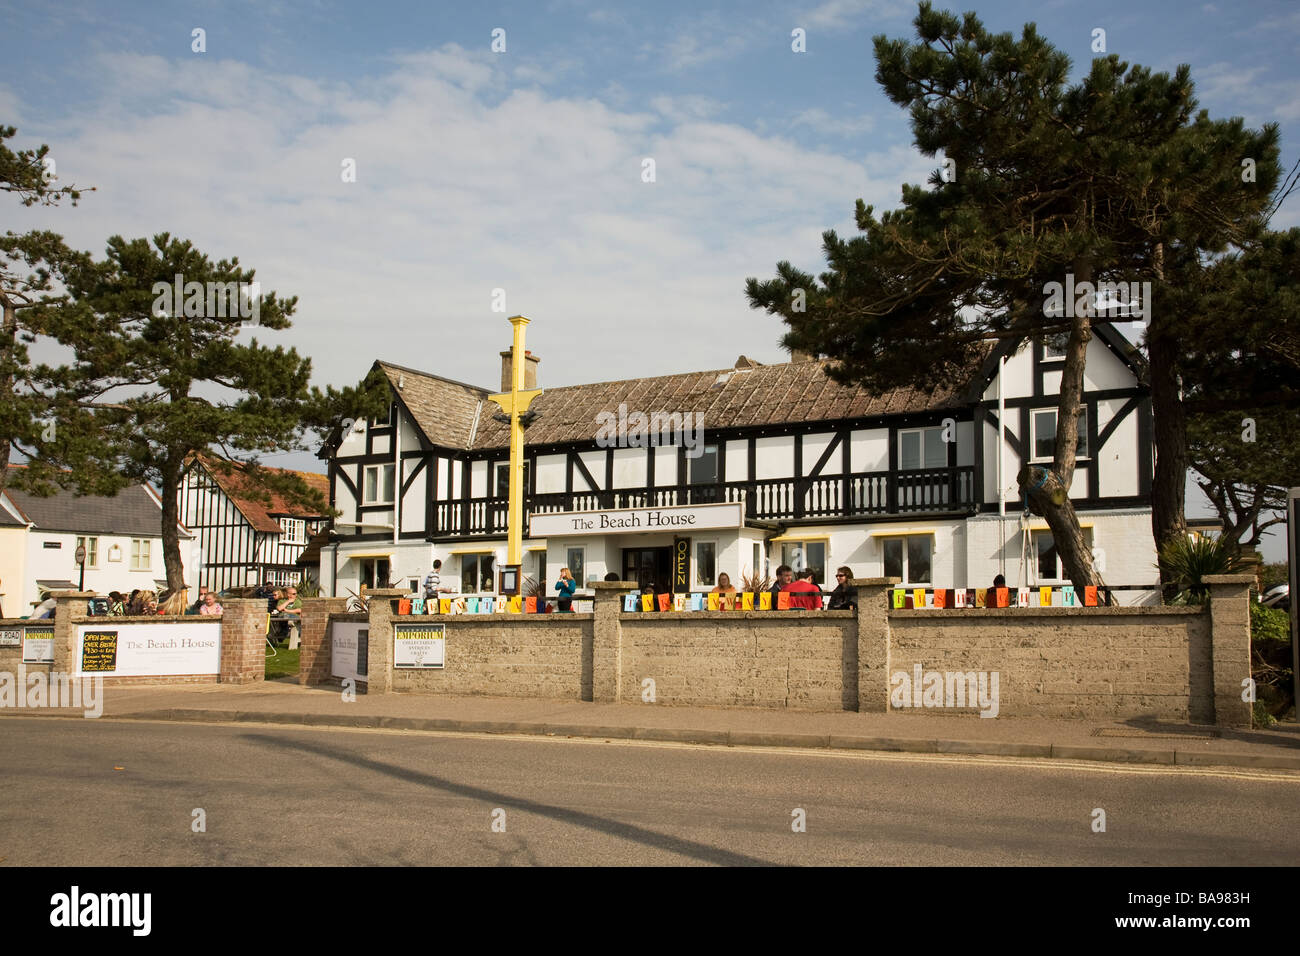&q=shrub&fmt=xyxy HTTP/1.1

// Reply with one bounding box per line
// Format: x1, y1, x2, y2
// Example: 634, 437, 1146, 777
1158, 534, 1249, 605
1251, 601, 1294, 722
